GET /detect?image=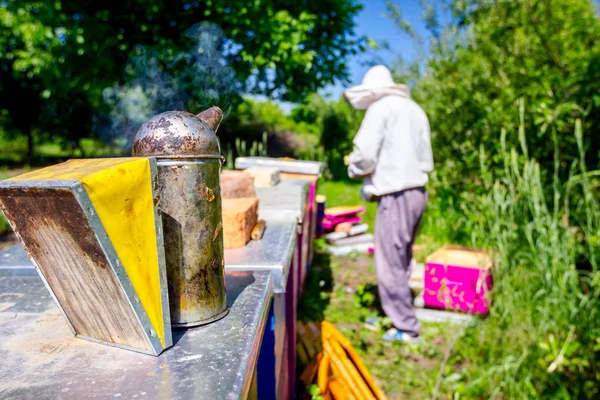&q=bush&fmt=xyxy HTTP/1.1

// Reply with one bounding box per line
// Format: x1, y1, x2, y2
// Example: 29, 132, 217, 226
439, 120, 600, 398
0, 214, 9, 235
